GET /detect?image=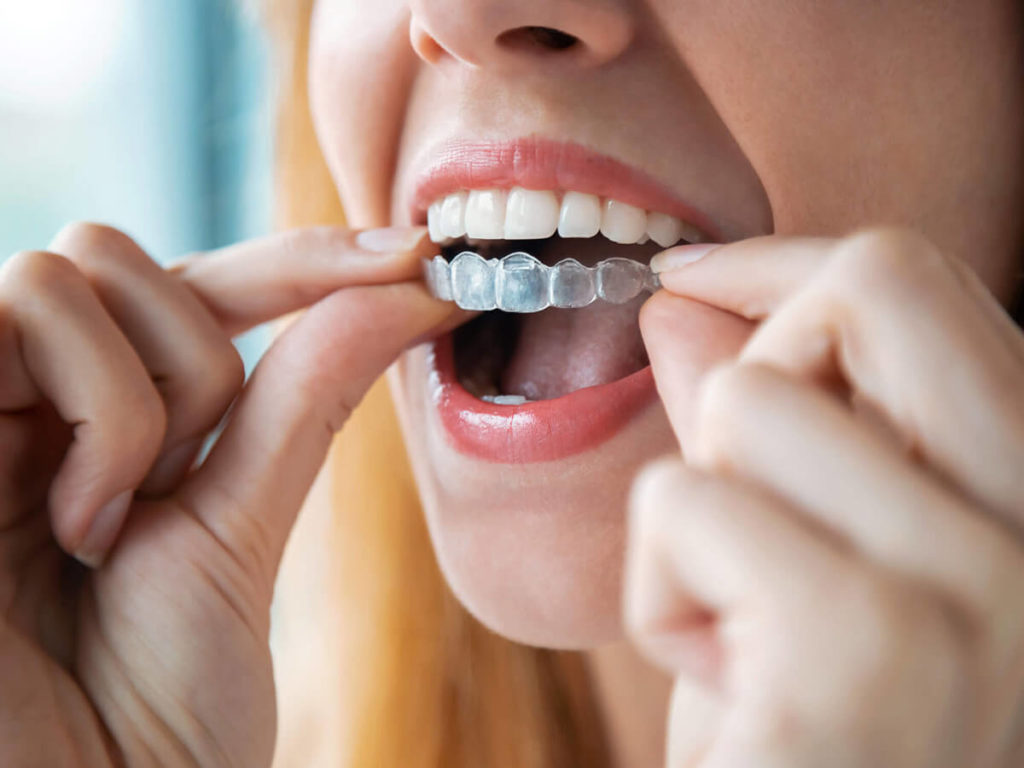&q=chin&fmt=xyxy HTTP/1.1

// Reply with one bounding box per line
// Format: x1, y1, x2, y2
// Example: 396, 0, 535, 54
388, 346, 677, 649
